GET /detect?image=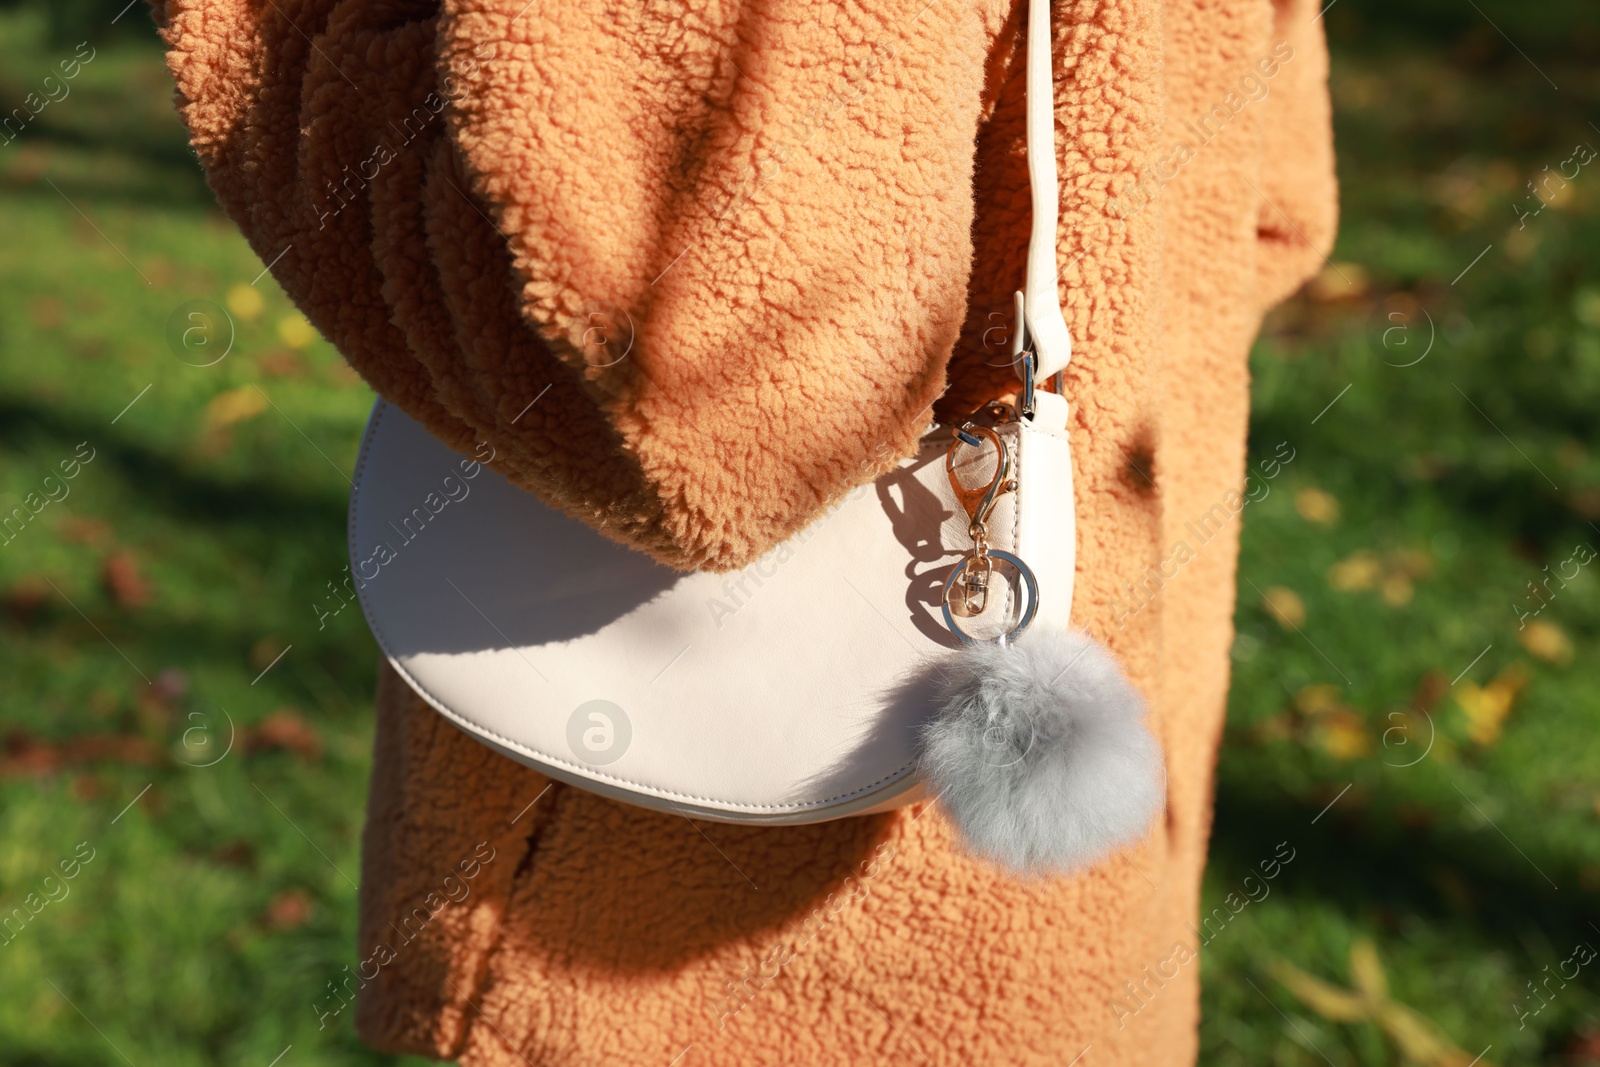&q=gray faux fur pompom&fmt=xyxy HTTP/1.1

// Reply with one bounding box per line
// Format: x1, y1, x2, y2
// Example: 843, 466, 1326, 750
917, 627, 1165, 876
